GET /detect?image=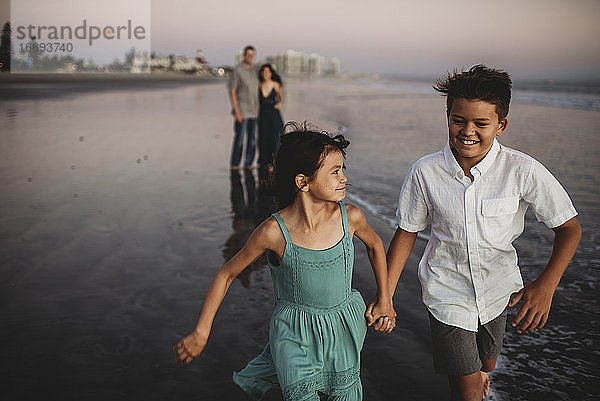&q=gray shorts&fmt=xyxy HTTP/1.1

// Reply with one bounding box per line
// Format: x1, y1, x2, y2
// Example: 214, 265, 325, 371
428, 309, 507, 377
